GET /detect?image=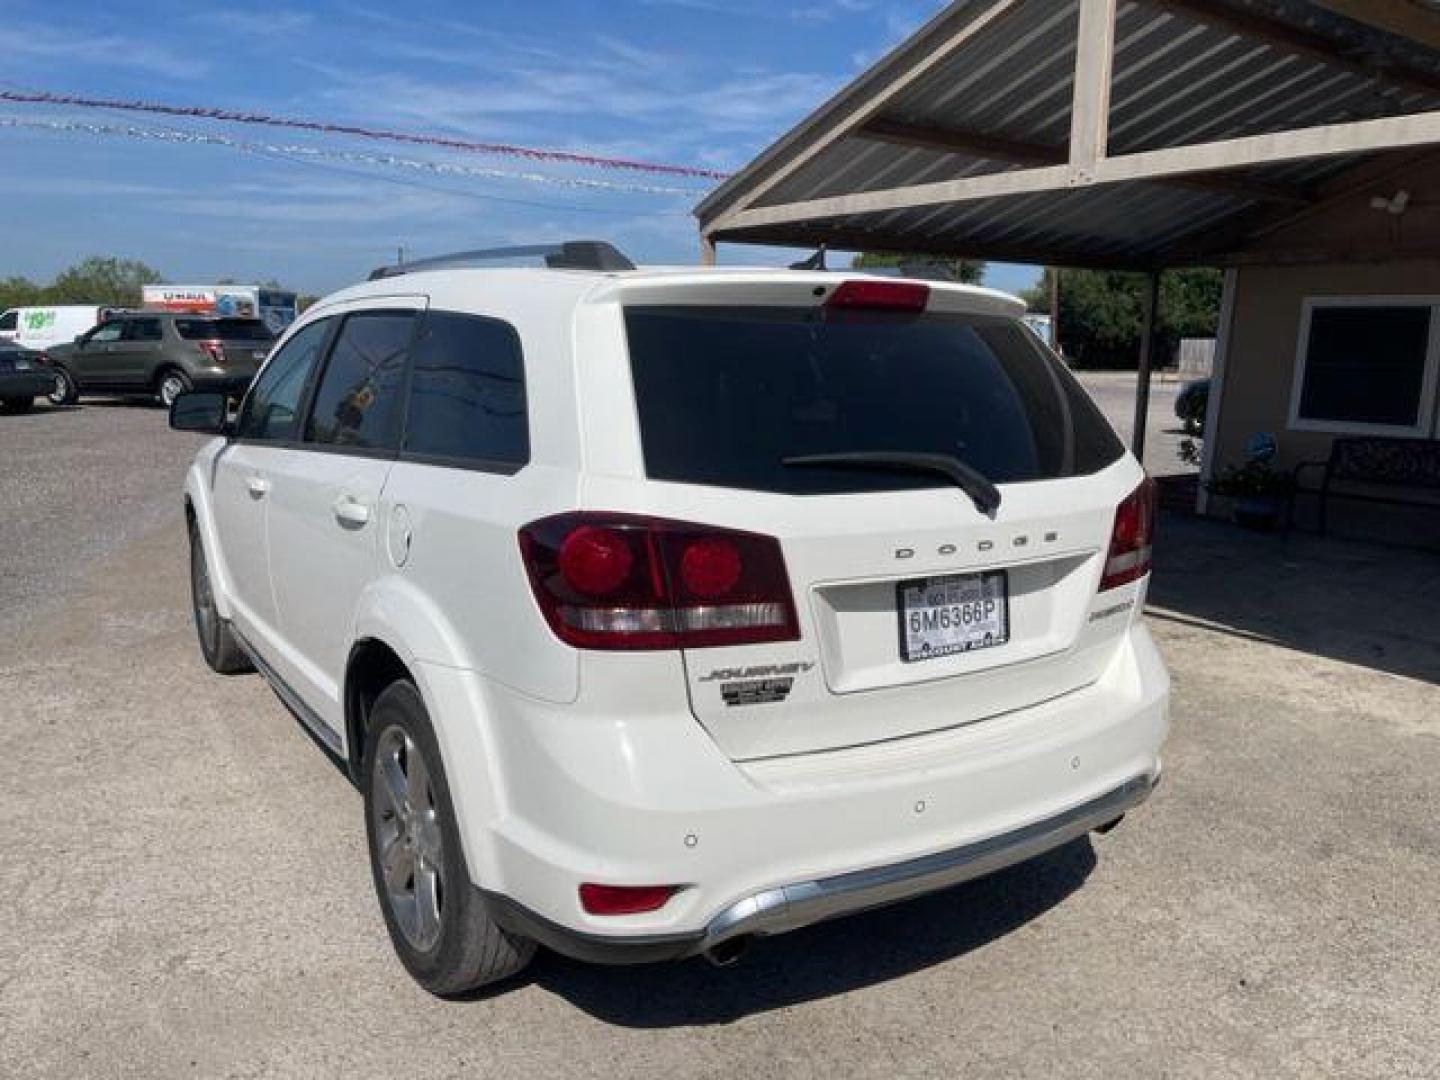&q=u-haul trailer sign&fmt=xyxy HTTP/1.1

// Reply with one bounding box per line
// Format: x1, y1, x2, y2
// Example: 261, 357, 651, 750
140, 285, 298, 333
